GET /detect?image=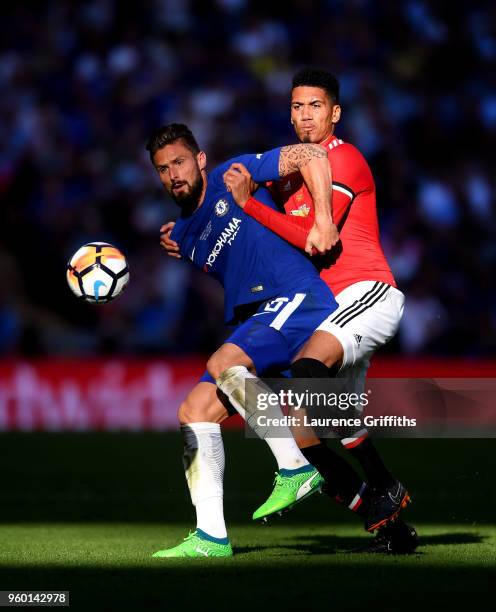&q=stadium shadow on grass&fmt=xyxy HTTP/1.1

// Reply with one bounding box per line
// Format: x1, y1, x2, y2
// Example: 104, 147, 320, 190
234, 540, 363, 555
416, 532, 486, 546
0, 563, 494, 611
1, 433, 494, 610
1, 433, 495, 525
234, 532, 486, 556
